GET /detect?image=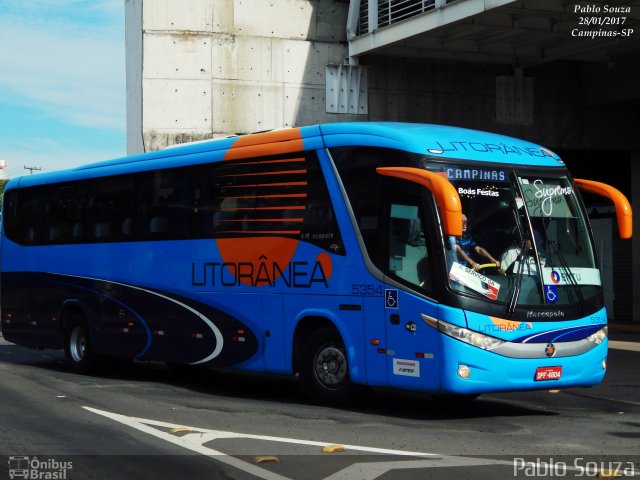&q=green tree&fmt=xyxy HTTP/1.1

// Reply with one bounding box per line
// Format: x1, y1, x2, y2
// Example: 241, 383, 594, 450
0, 178, 9, 207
